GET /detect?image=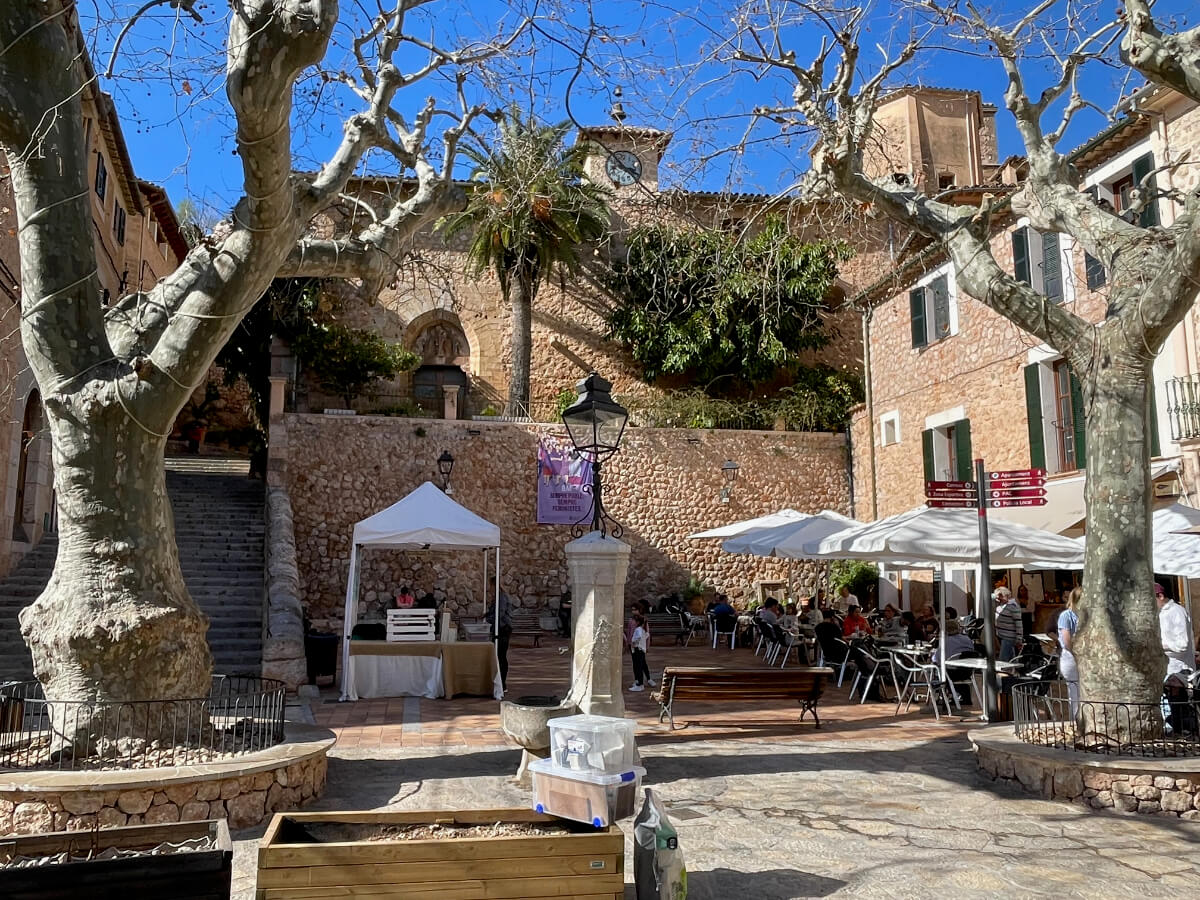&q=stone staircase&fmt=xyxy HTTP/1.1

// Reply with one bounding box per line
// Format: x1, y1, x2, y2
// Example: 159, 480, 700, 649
0, 458, 265, 684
